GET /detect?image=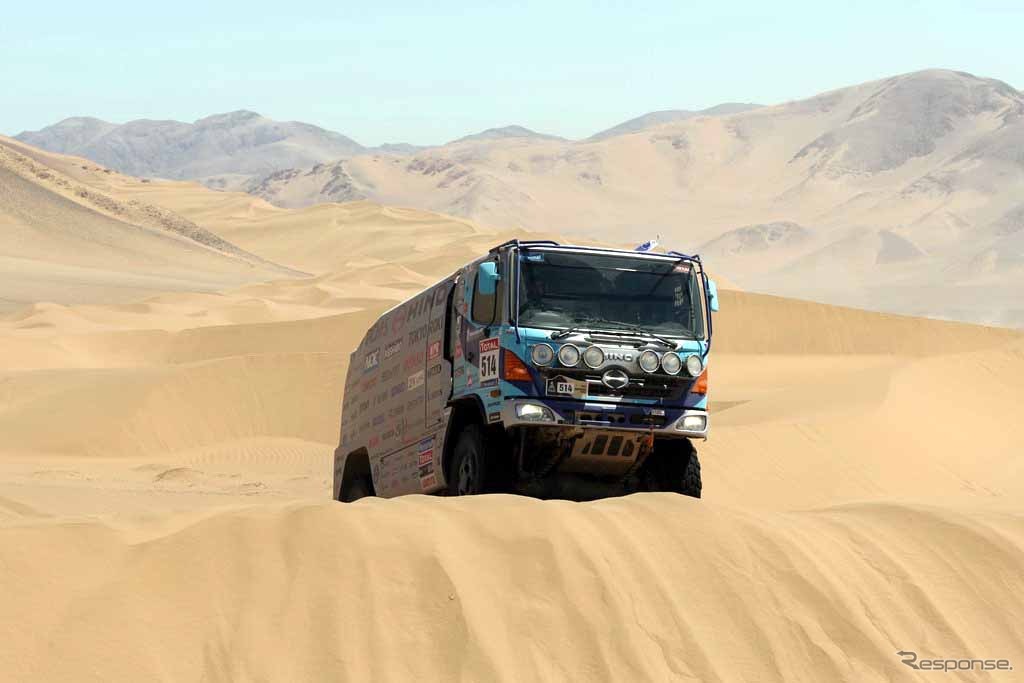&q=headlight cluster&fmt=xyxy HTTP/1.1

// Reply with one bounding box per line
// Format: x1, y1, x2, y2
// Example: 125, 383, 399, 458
640, 350, 702, 377
530, 343, 554, 366
530, 342, 704, 377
